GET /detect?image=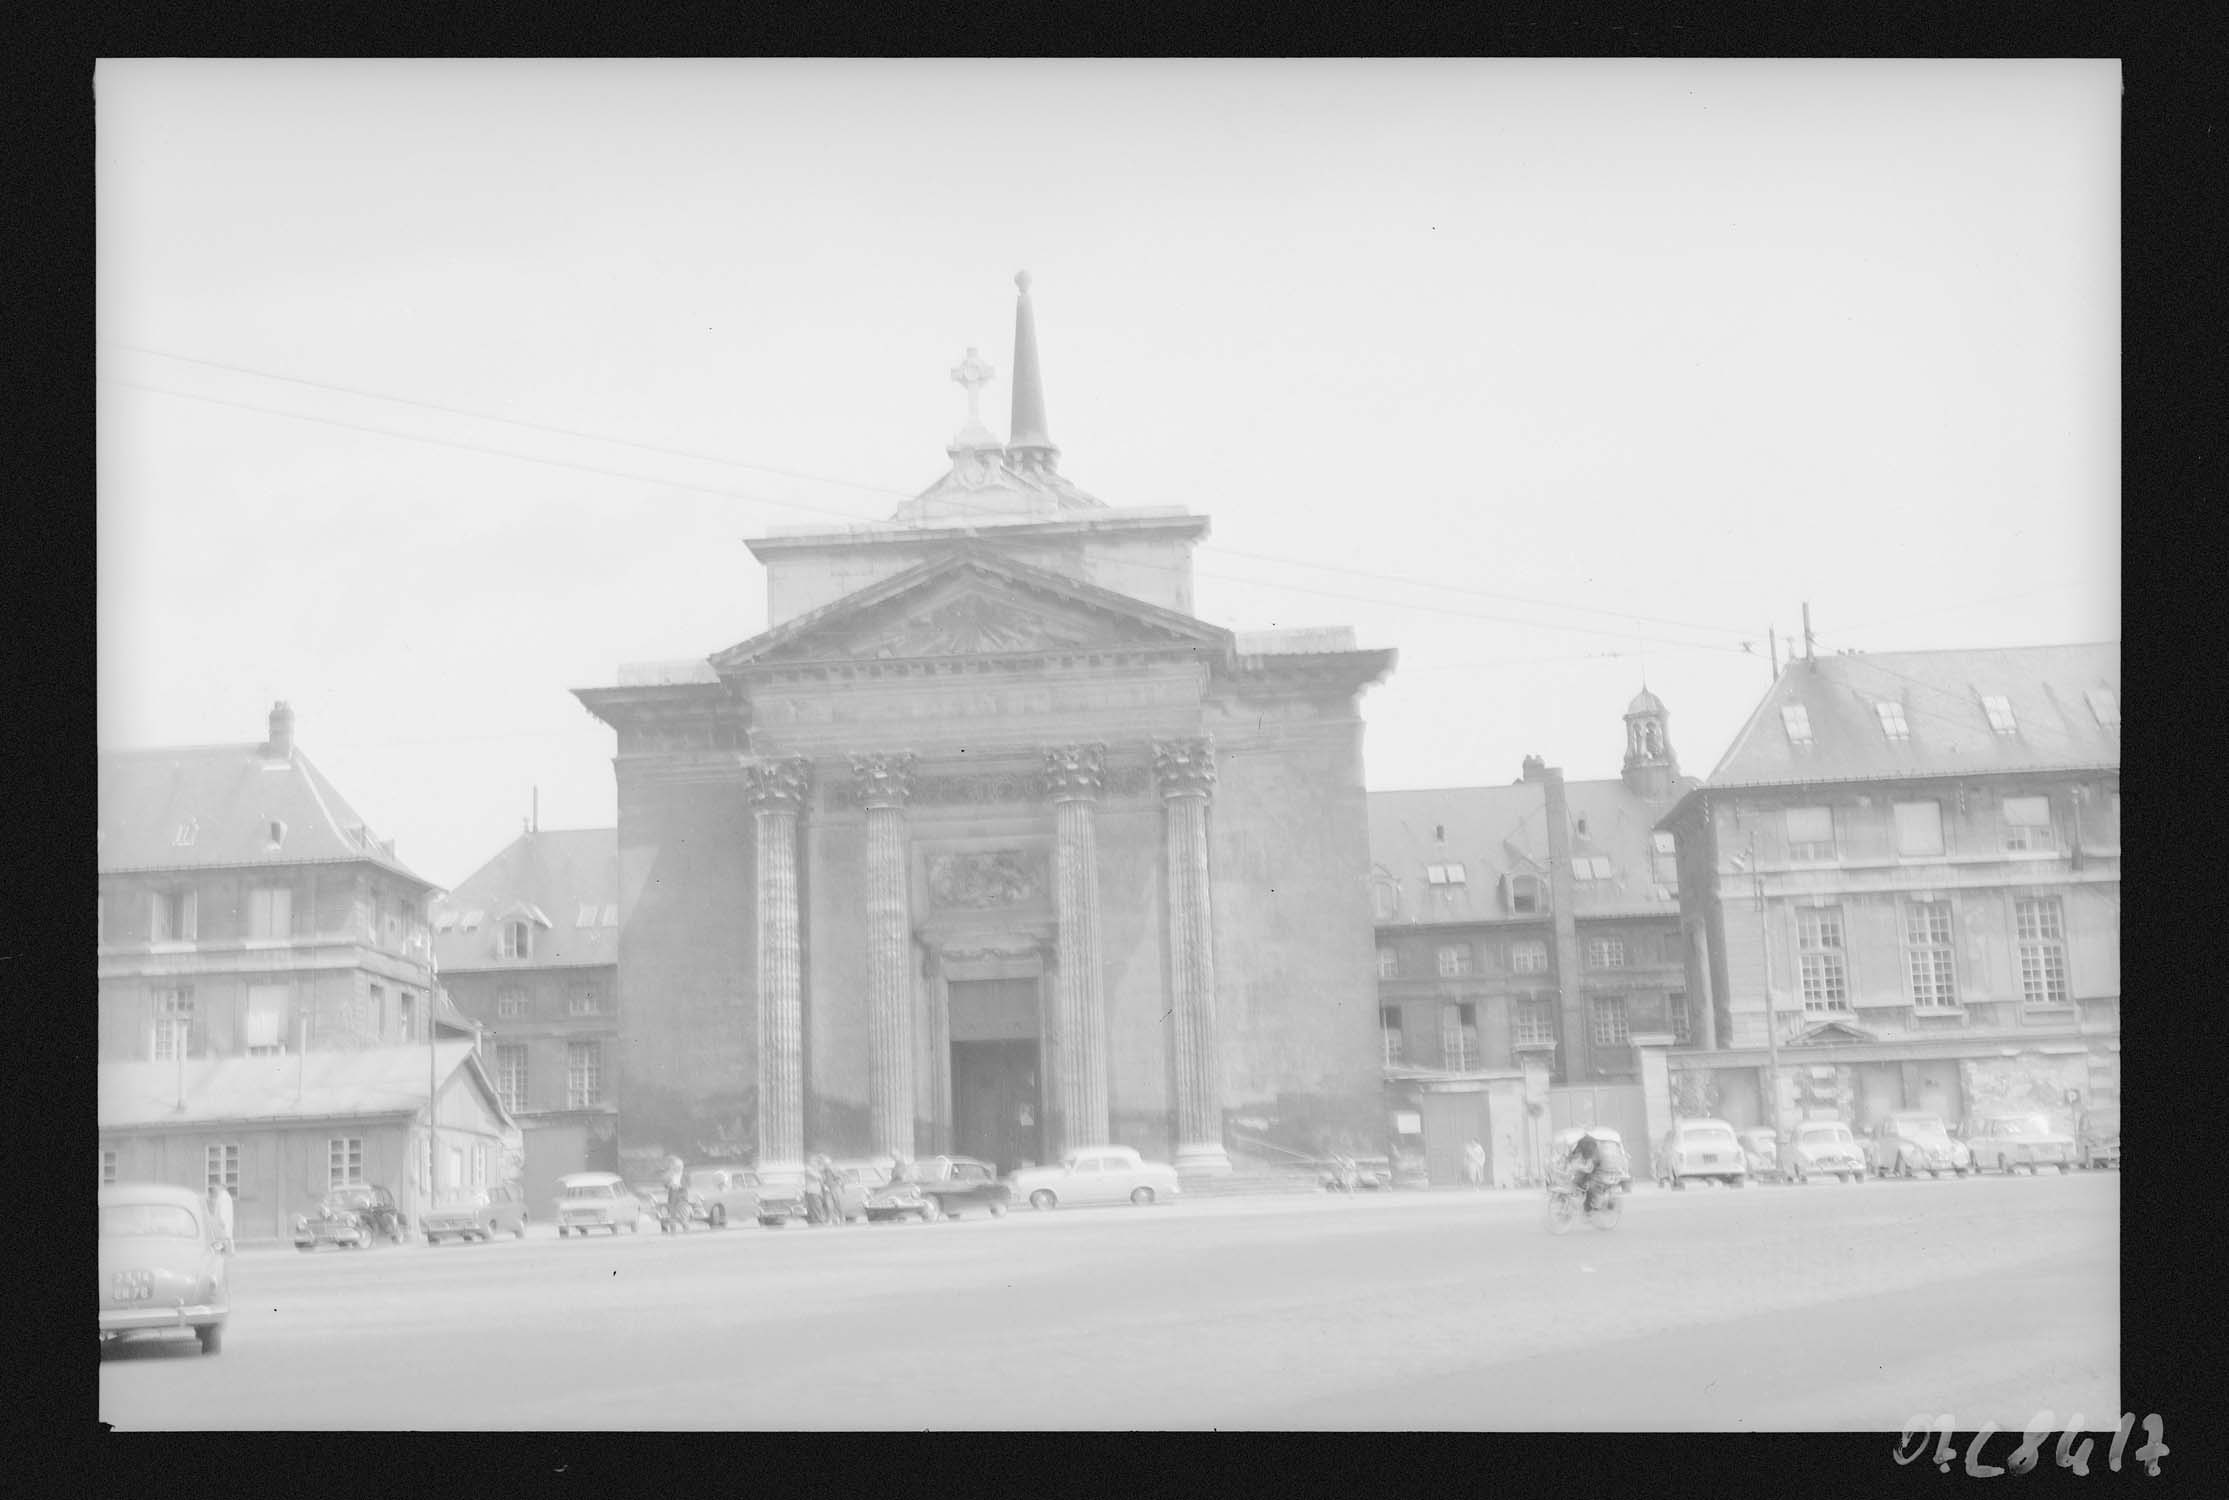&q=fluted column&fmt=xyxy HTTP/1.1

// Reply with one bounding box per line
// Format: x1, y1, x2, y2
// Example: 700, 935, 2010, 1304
1157, 737, 1231, 1177
1044, 743, 1110, 1152
746, 757, 811, 1171
852, 752, 918, 1158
